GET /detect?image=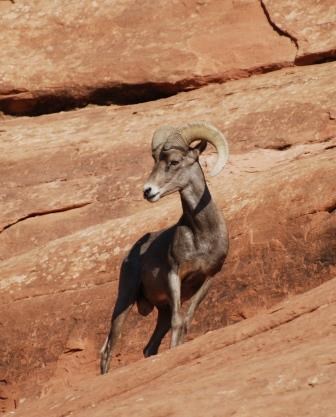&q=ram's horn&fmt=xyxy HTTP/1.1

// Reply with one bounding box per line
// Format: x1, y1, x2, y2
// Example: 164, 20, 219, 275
179, 121, 229, 176
151, 125, 176, 158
